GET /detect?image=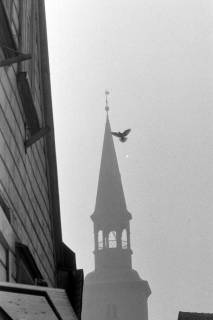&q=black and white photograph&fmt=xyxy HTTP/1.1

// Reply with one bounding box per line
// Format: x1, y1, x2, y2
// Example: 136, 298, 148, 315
0, 1, 212, 320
